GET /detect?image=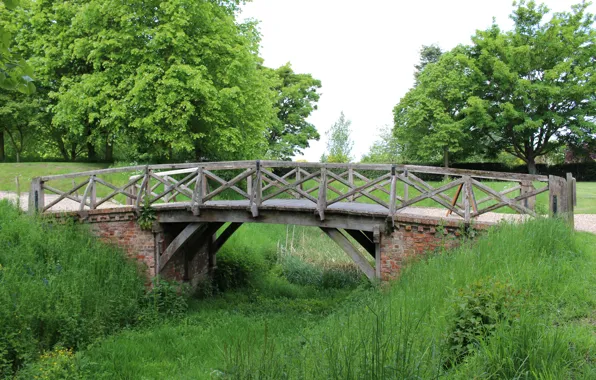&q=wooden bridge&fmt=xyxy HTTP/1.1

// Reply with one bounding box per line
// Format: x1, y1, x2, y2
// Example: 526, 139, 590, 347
28, 161, 576, 282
